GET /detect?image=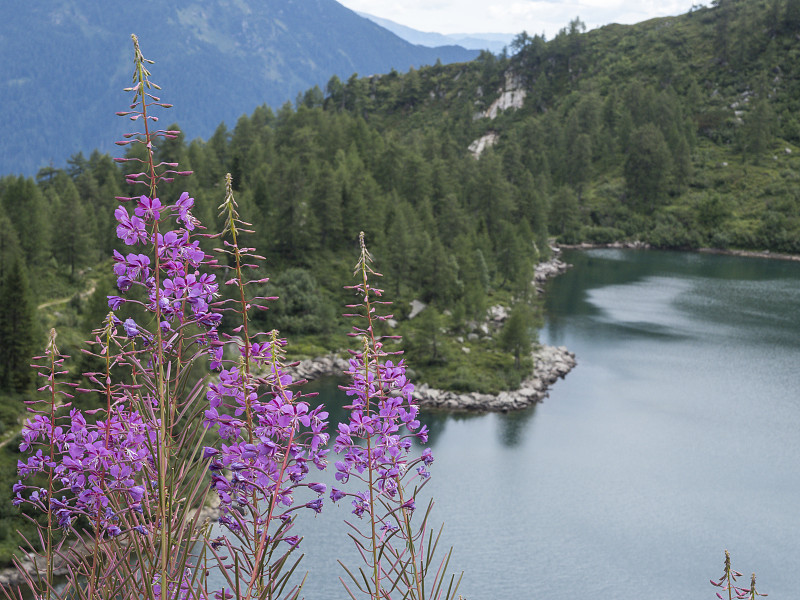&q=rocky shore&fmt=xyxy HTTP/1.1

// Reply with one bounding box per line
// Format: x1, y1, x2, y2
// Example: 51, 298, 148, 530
534, 250, 572, 293
291, 343, 576, 413
413, 344, 576, 412
559, 240, 651, 251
